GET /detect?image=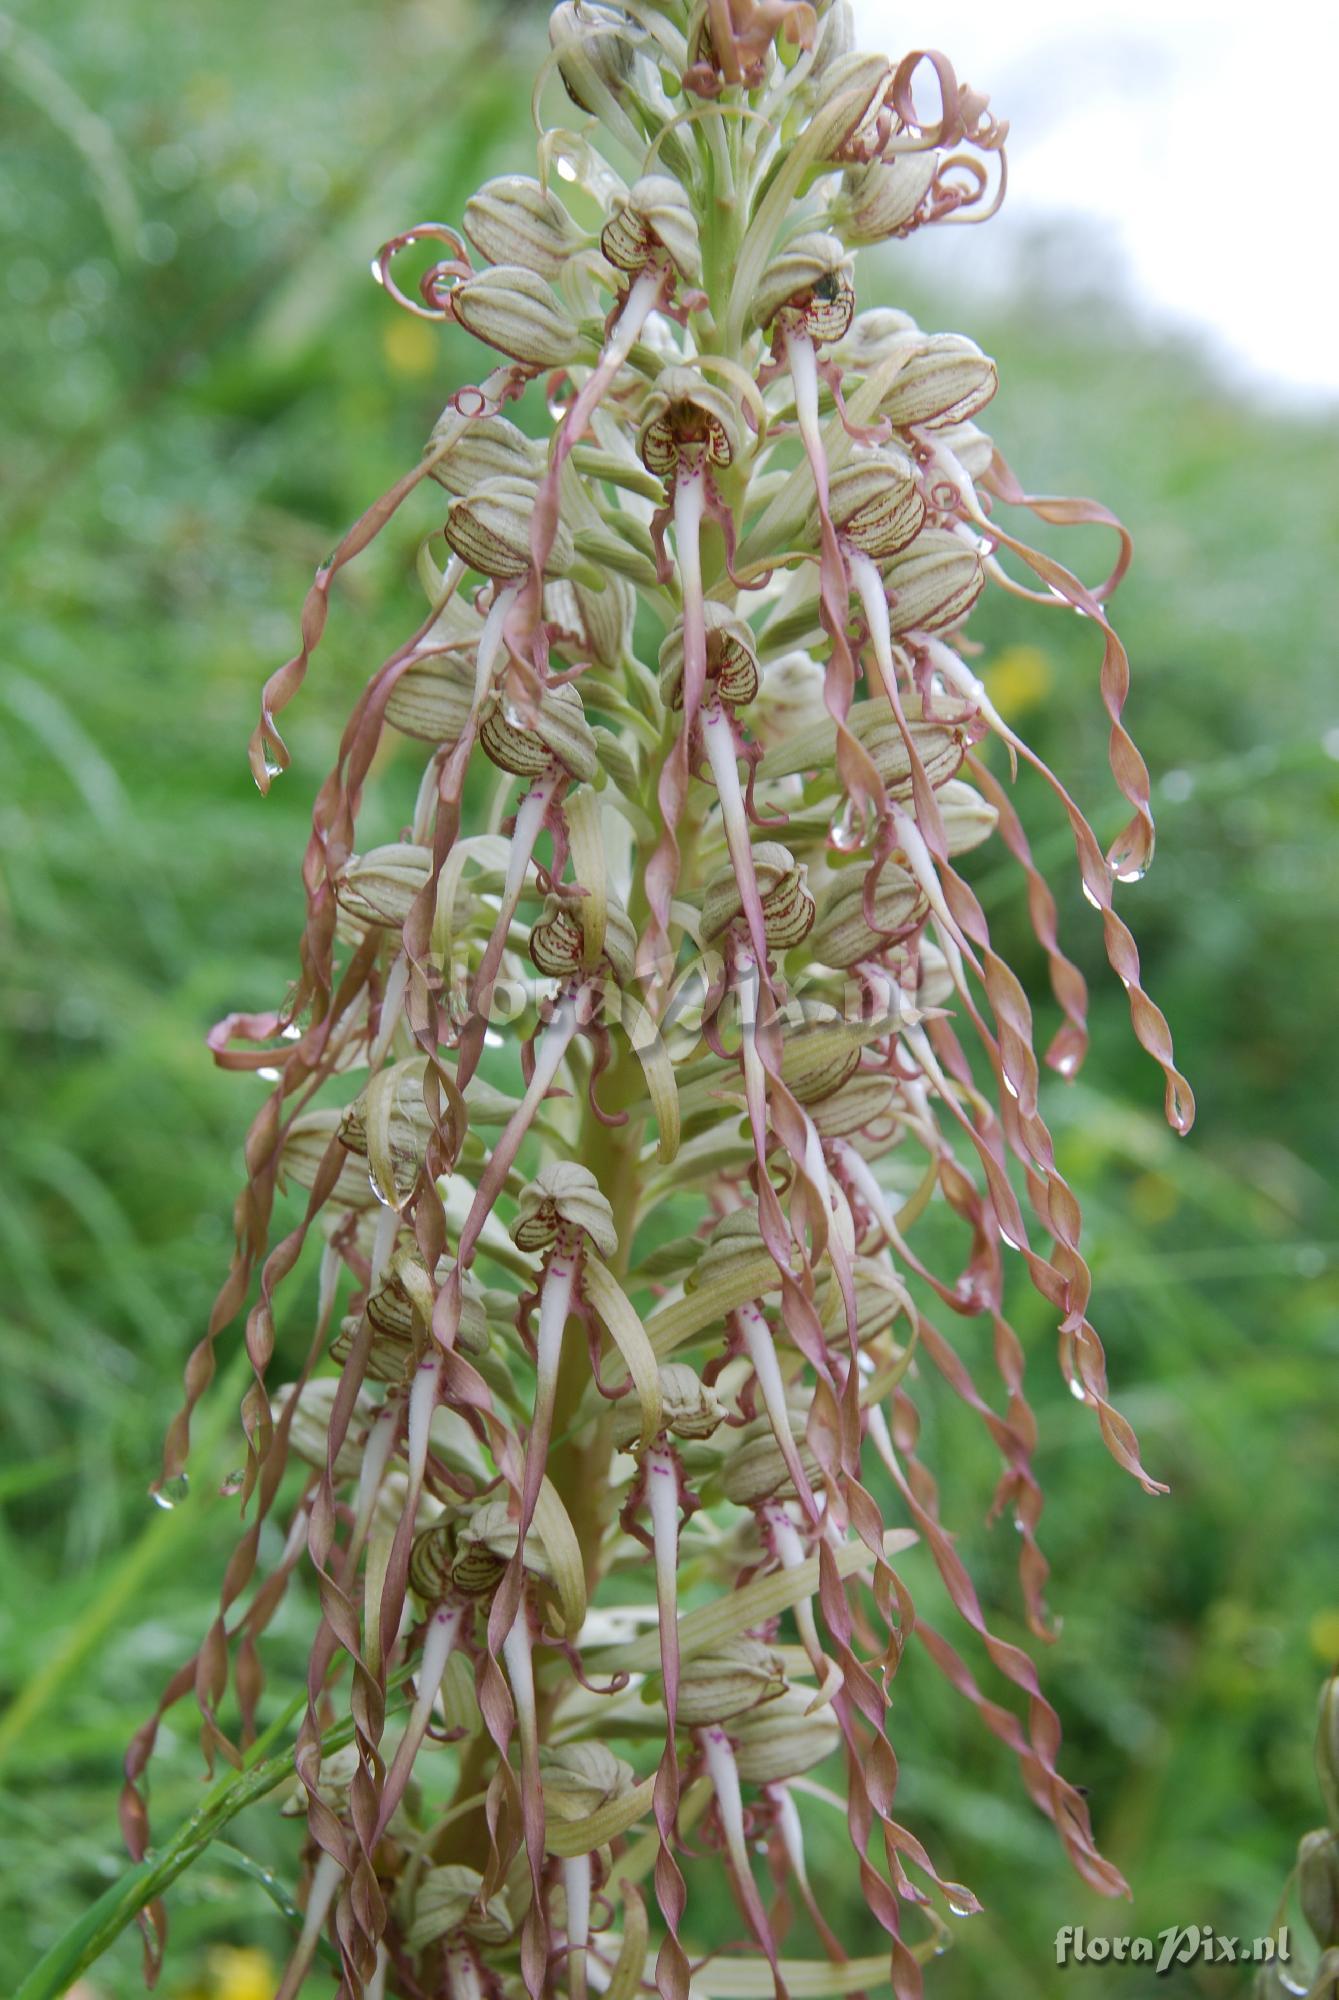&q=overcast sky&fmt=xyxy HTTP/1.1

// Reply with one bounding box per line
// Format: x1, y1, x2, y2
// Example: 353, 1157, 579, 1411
851, 0, 1339, 402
